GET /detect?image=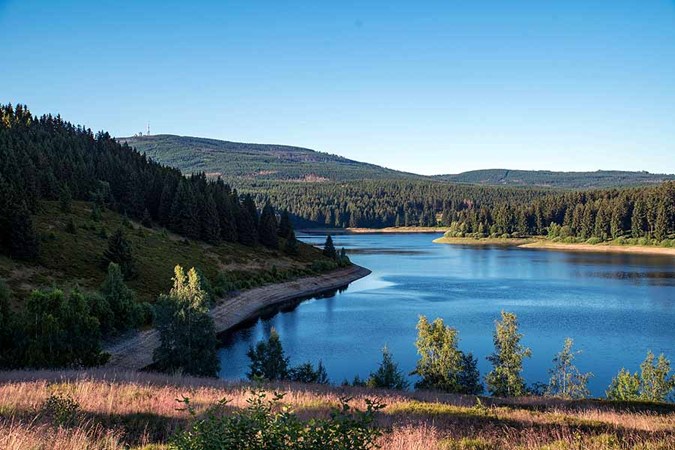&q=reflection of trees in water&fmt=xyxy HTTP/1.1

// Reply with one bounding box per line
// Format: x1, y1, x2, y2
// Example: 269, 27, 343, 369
585, 271, 675, 287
